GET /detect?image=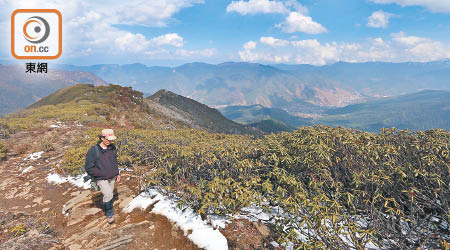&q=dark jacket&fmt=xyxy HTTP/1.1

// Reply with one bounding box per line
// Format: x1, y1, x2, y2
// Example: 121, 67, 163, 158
85, 143, 119, 180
